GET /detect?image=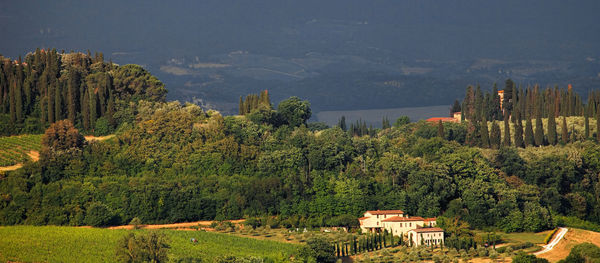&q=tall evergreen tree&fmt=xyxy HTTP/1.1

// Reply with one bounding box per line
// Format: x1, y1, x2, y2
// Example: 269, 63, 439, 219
524, 117, 535, 146
338, 116, 347, 131
584, 107, 590, 139
479, 117, 489, 148
597, 107, 600, 142
547, 109, 557, 145
561, 116, 568, 144
503, 79, 514, 117
514, 117, 524, 148
490, 121, 501, 149
534, 114, 544, 146
438, 120, 445, 139
503, 114, 511, 147
451, 99, 461, 115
